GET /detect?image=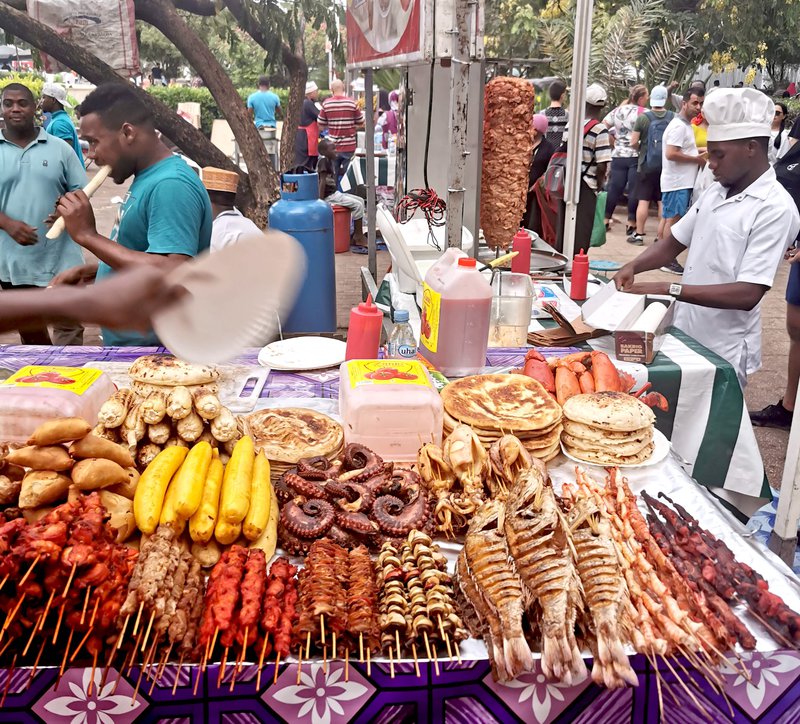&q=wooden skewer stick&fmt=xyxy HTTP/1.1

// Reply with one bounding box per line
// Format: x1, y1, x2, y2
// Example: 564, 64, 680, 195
412, 642, 420, 677
320, 614, 326, 646
70, 626, 95, 663
749, 607, 798, 650
431, 643, 440, 677
132, 638, 157, 705
218, 646, 229, 688
0, 573, 8, 595
443, 630, 453, 660
27, 635, 47, 691
157, 641, 174, 681
206, 627, 219, 672
18, 555, 40, 588
132, 600, 144, 636
395, 629, 401, 662
80, 586, 92, 626
273, 652, 281, 686
140, 610, 156, 653
359, 632, 364, 663
3, 593, 27, 632
646, 652, 664, 722
99, 637, 118, 691
88, 650, 98, 698
256, 634, 270, 690
56, 629, 75, 690
52, 603, 66, 644
322, 645, 327, 675
62, 563, 77, 599
332, 631, 337, 660
126, 628, 144, 676
676, 647, 735, 720
423, 630, 433, 662
23, 612, 44, 656
296, 646, 303, 686
344, 649, 349, 683
192, 656, 203, 696
111, 629, 141, 697
237, 627, 249, 675
662, 656, 713, 722
306, 630, 311, 659
1, 654, 16, 708
388, 647, 395, 679
38, 590, 55, 632
172, 652, 185, 696
149, 650, 167, 697
116, 614, 131, 651
0, 636, 13, 660
366, 646, 371, 677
